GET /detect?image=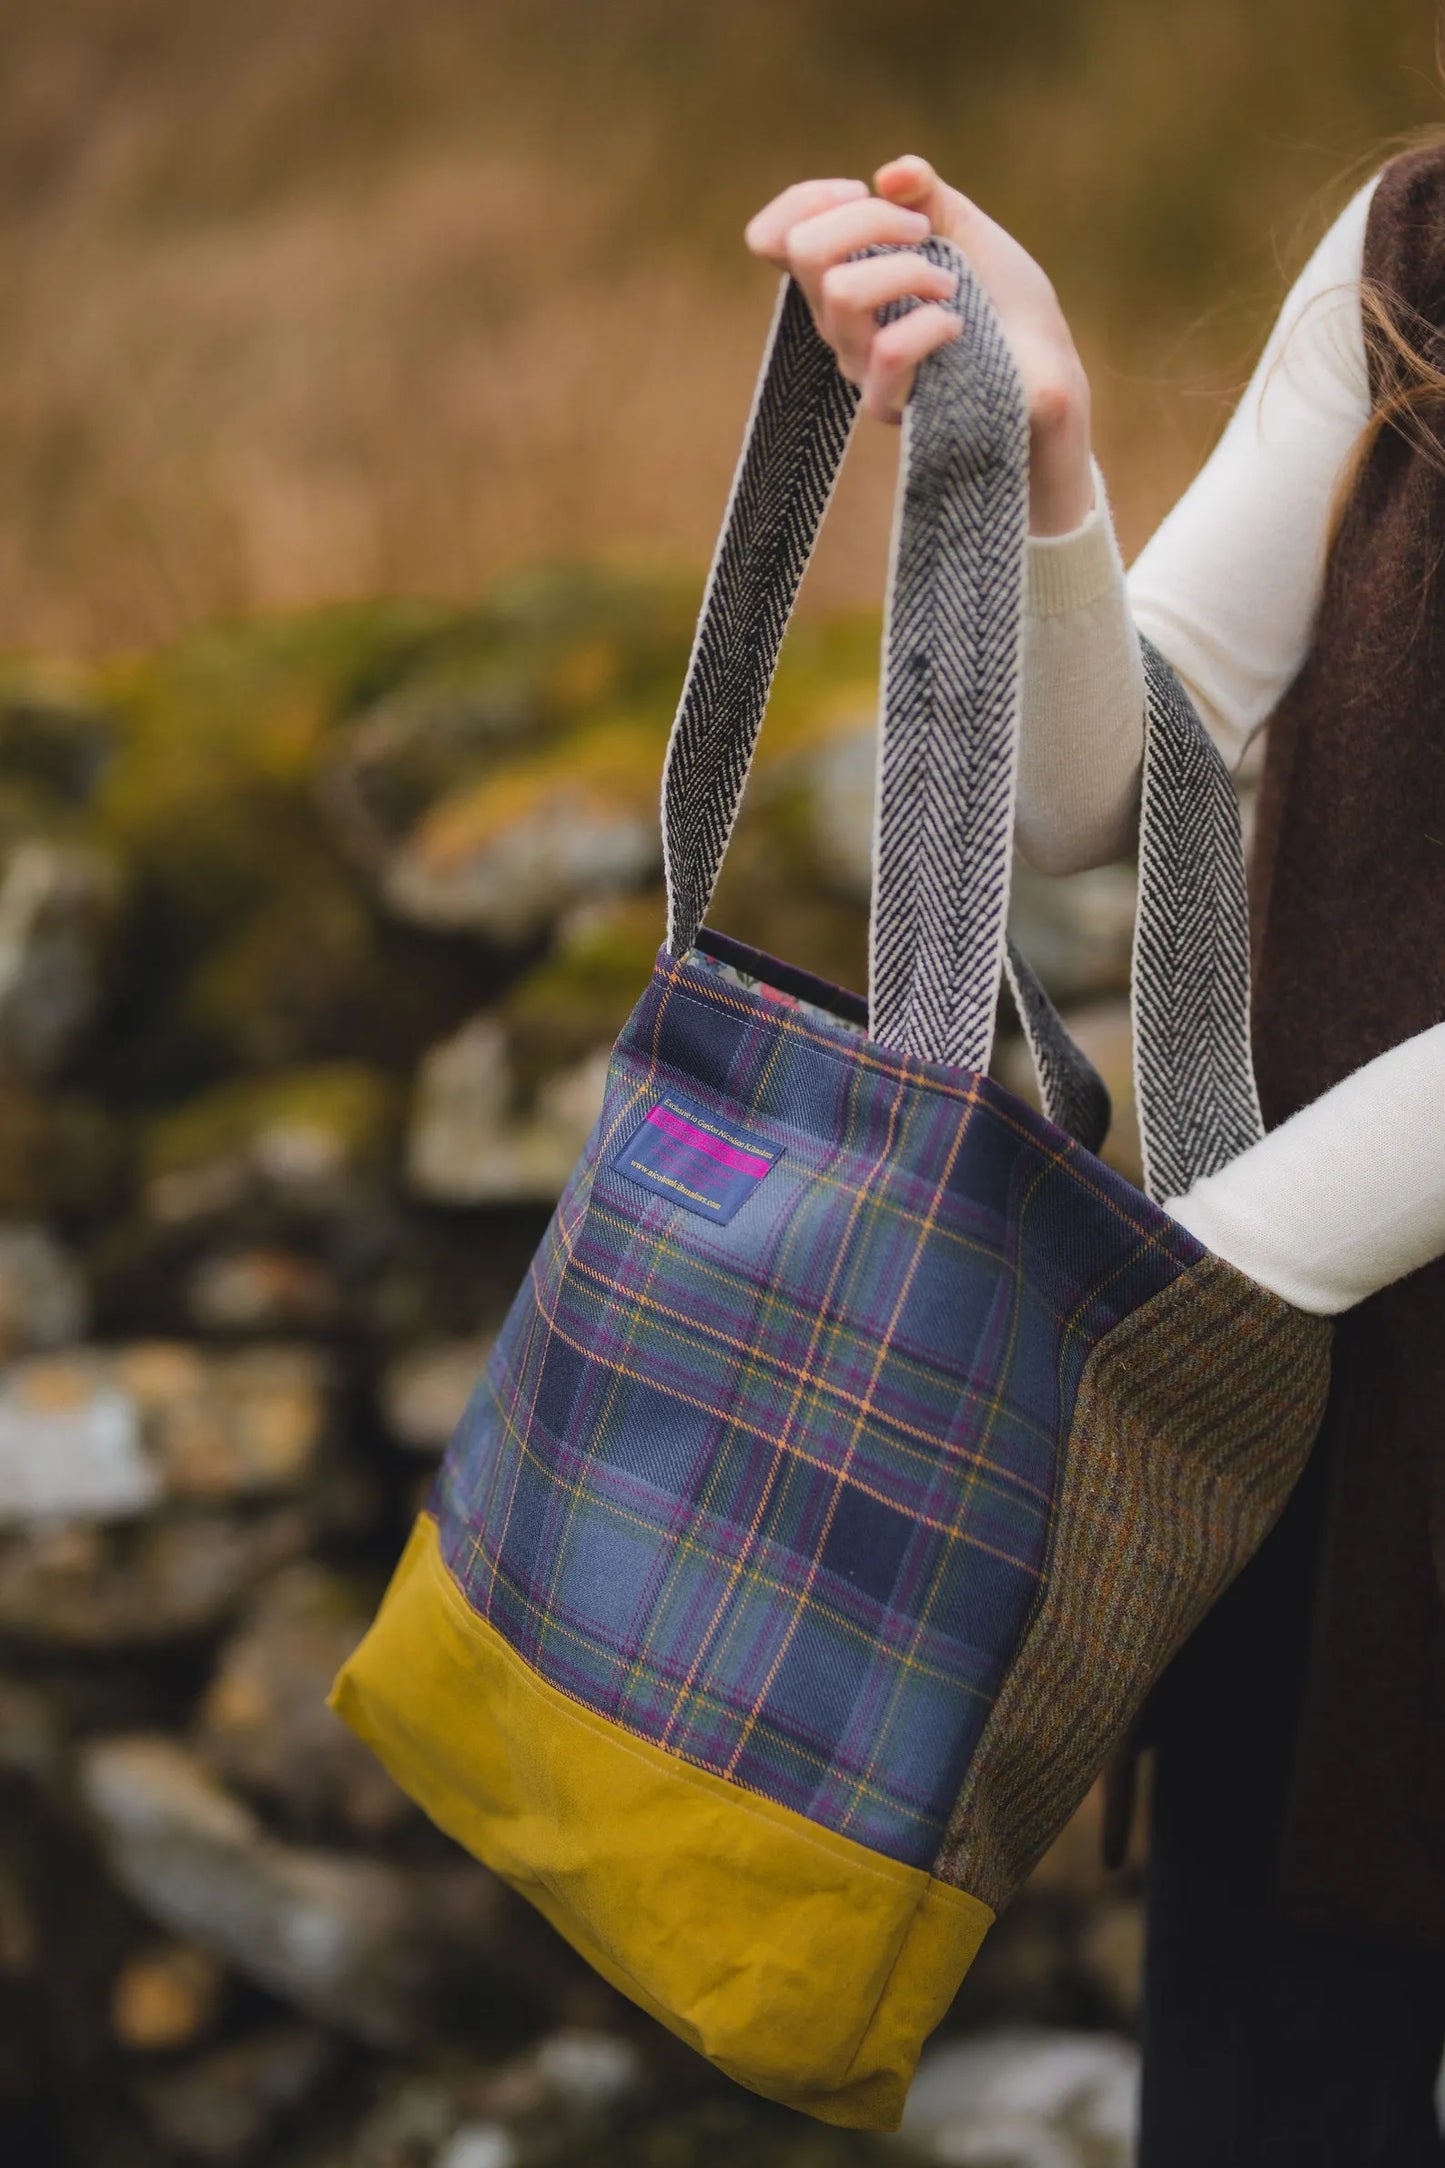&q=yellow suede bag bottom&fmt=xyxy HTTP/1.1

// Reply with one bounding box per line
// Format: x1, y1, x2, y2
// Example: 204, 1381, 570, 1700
328, 1515, 993, 2130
